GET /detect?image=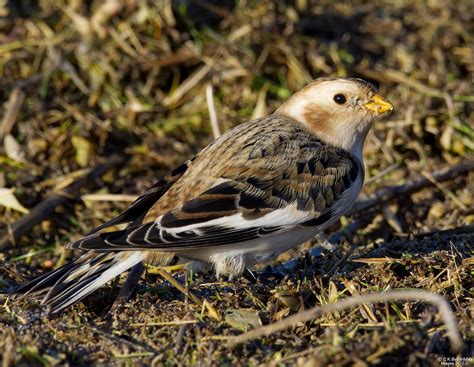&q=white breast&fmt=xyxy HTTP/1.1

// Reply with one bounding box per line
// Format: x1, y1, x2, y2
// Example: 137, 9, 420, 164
179, 171, 364, 278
